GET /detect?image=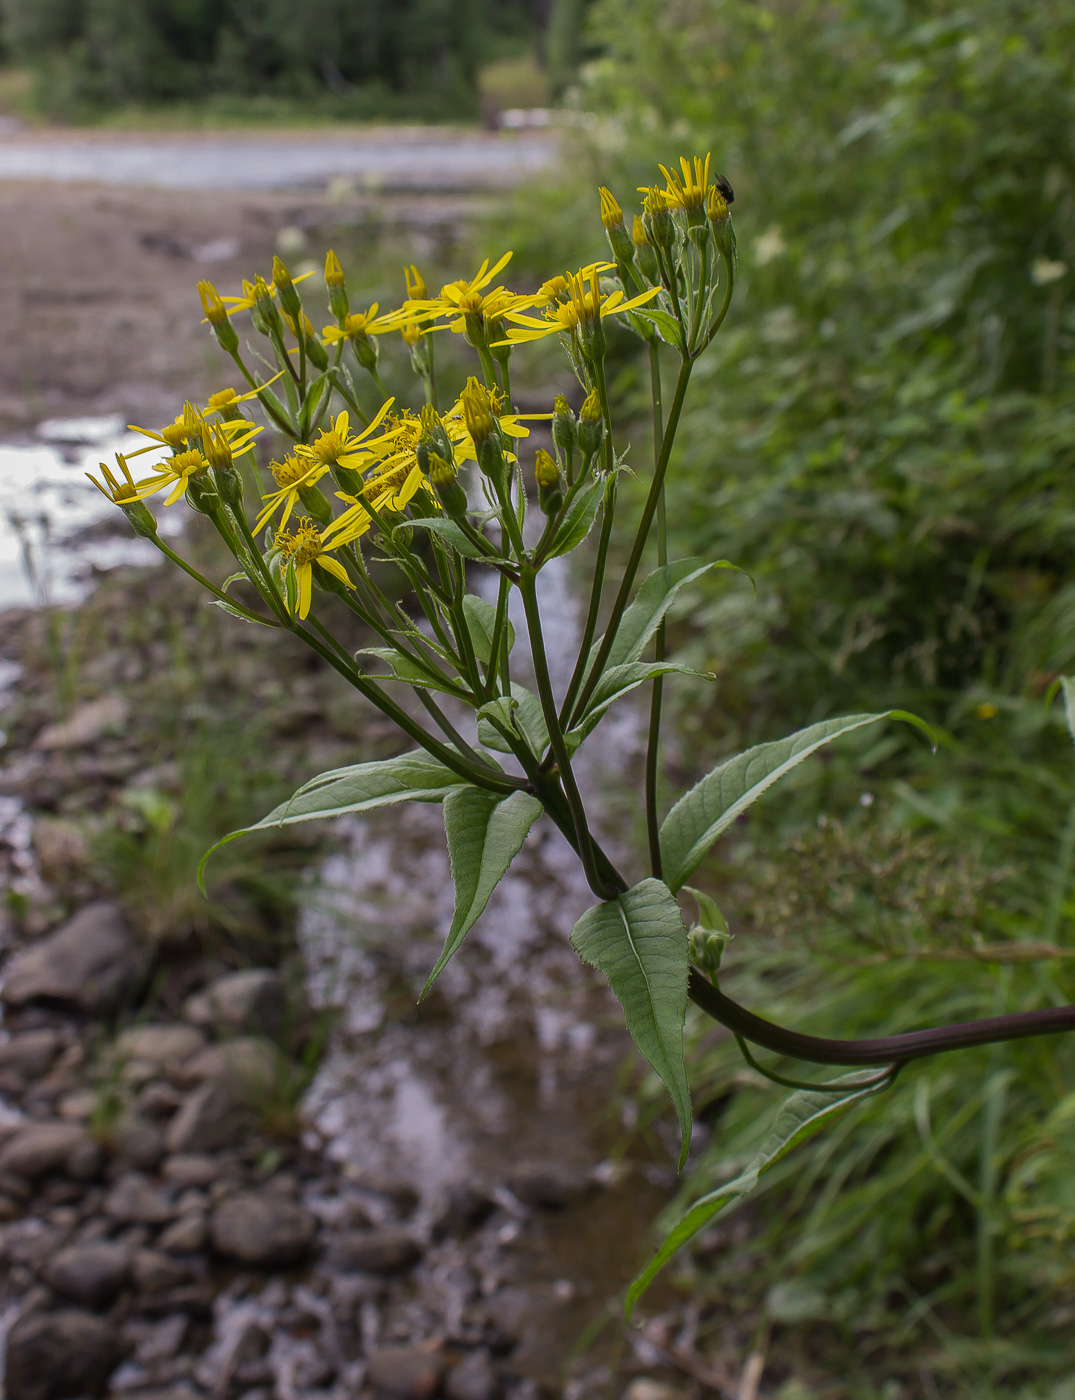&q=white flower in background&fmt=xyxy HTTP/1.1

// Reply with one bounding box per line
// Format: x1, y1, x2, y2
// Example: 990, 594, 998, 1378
754, 226, 787, 265
1030, 257, 1067, 287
